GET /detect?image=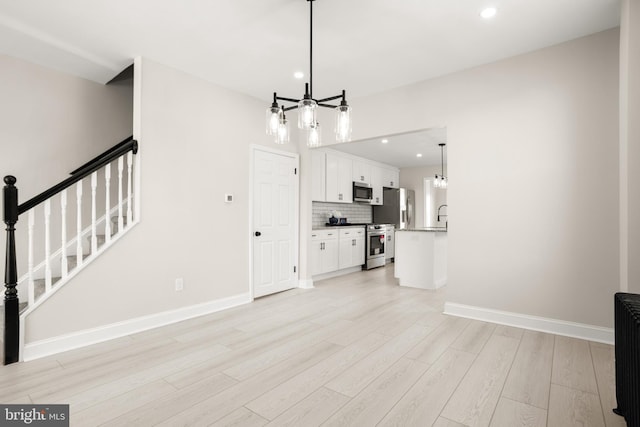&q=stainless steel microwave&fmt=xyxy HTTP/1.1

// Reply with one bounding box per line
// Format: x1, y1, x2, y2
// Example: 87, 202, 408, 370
353, 182, 373, 203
